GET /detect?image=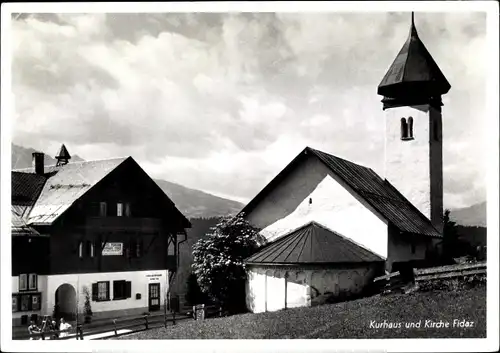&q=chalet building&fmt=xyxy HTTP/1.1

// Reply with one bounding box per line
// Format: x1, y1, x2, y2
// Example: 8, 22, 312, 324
11, 145, 190, 326
242, 14, 450, 313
